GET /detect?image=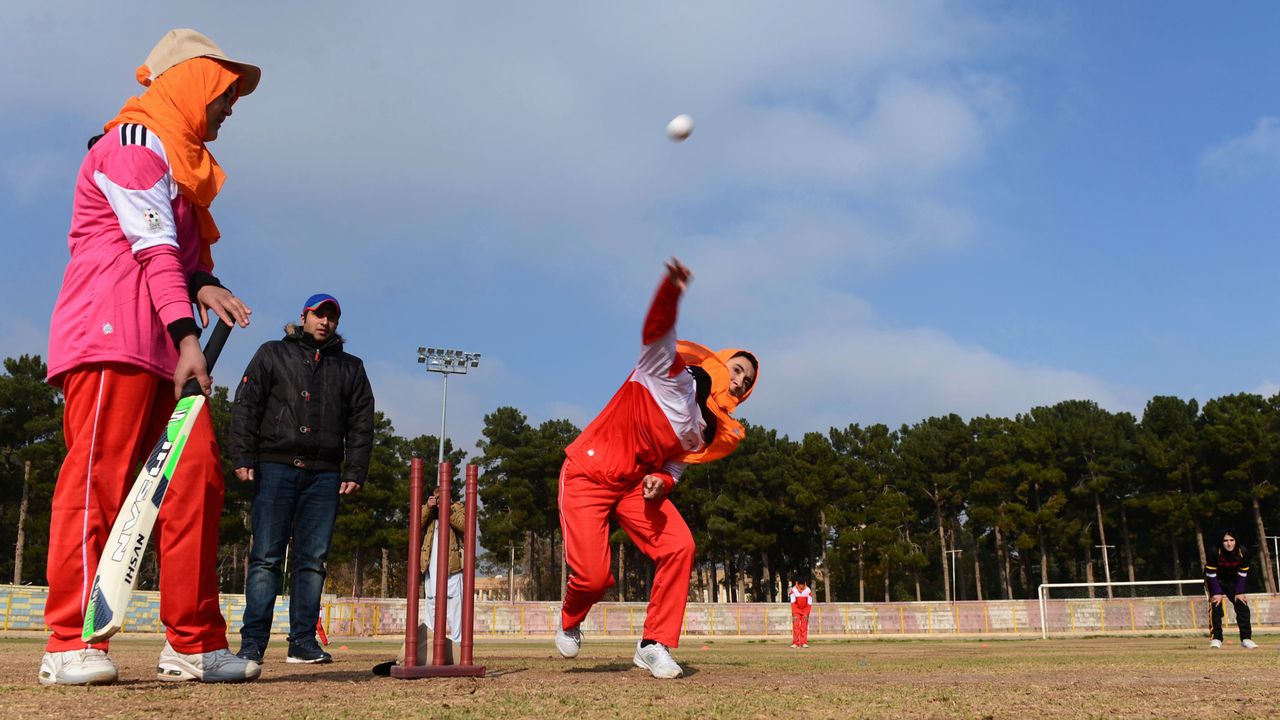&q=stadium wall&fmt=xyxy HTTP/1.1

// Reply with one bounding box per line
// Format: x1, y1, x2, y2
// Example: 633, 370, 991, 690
1, 584, 1268, 638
